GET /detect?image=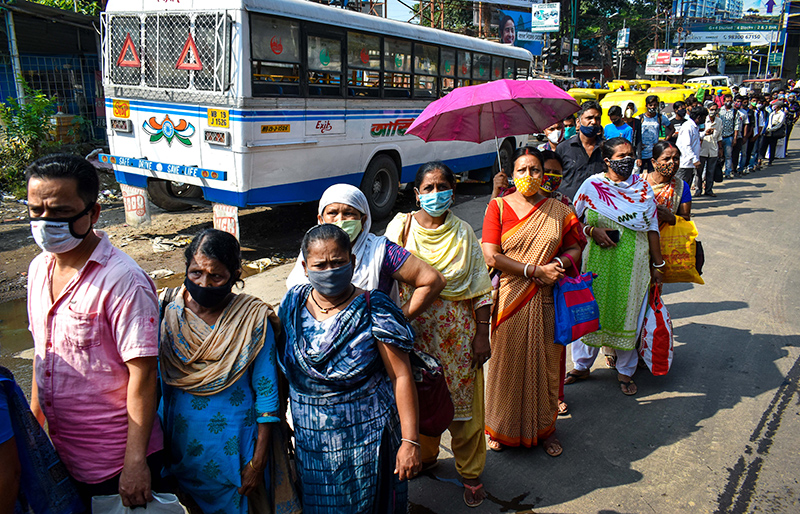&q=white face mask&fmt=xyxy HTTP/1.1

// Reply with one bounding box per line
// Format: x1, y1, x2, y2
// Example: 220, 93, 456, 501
547, 129, 562, 144
625, 108, 635, 118
29, 202, 94, 254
